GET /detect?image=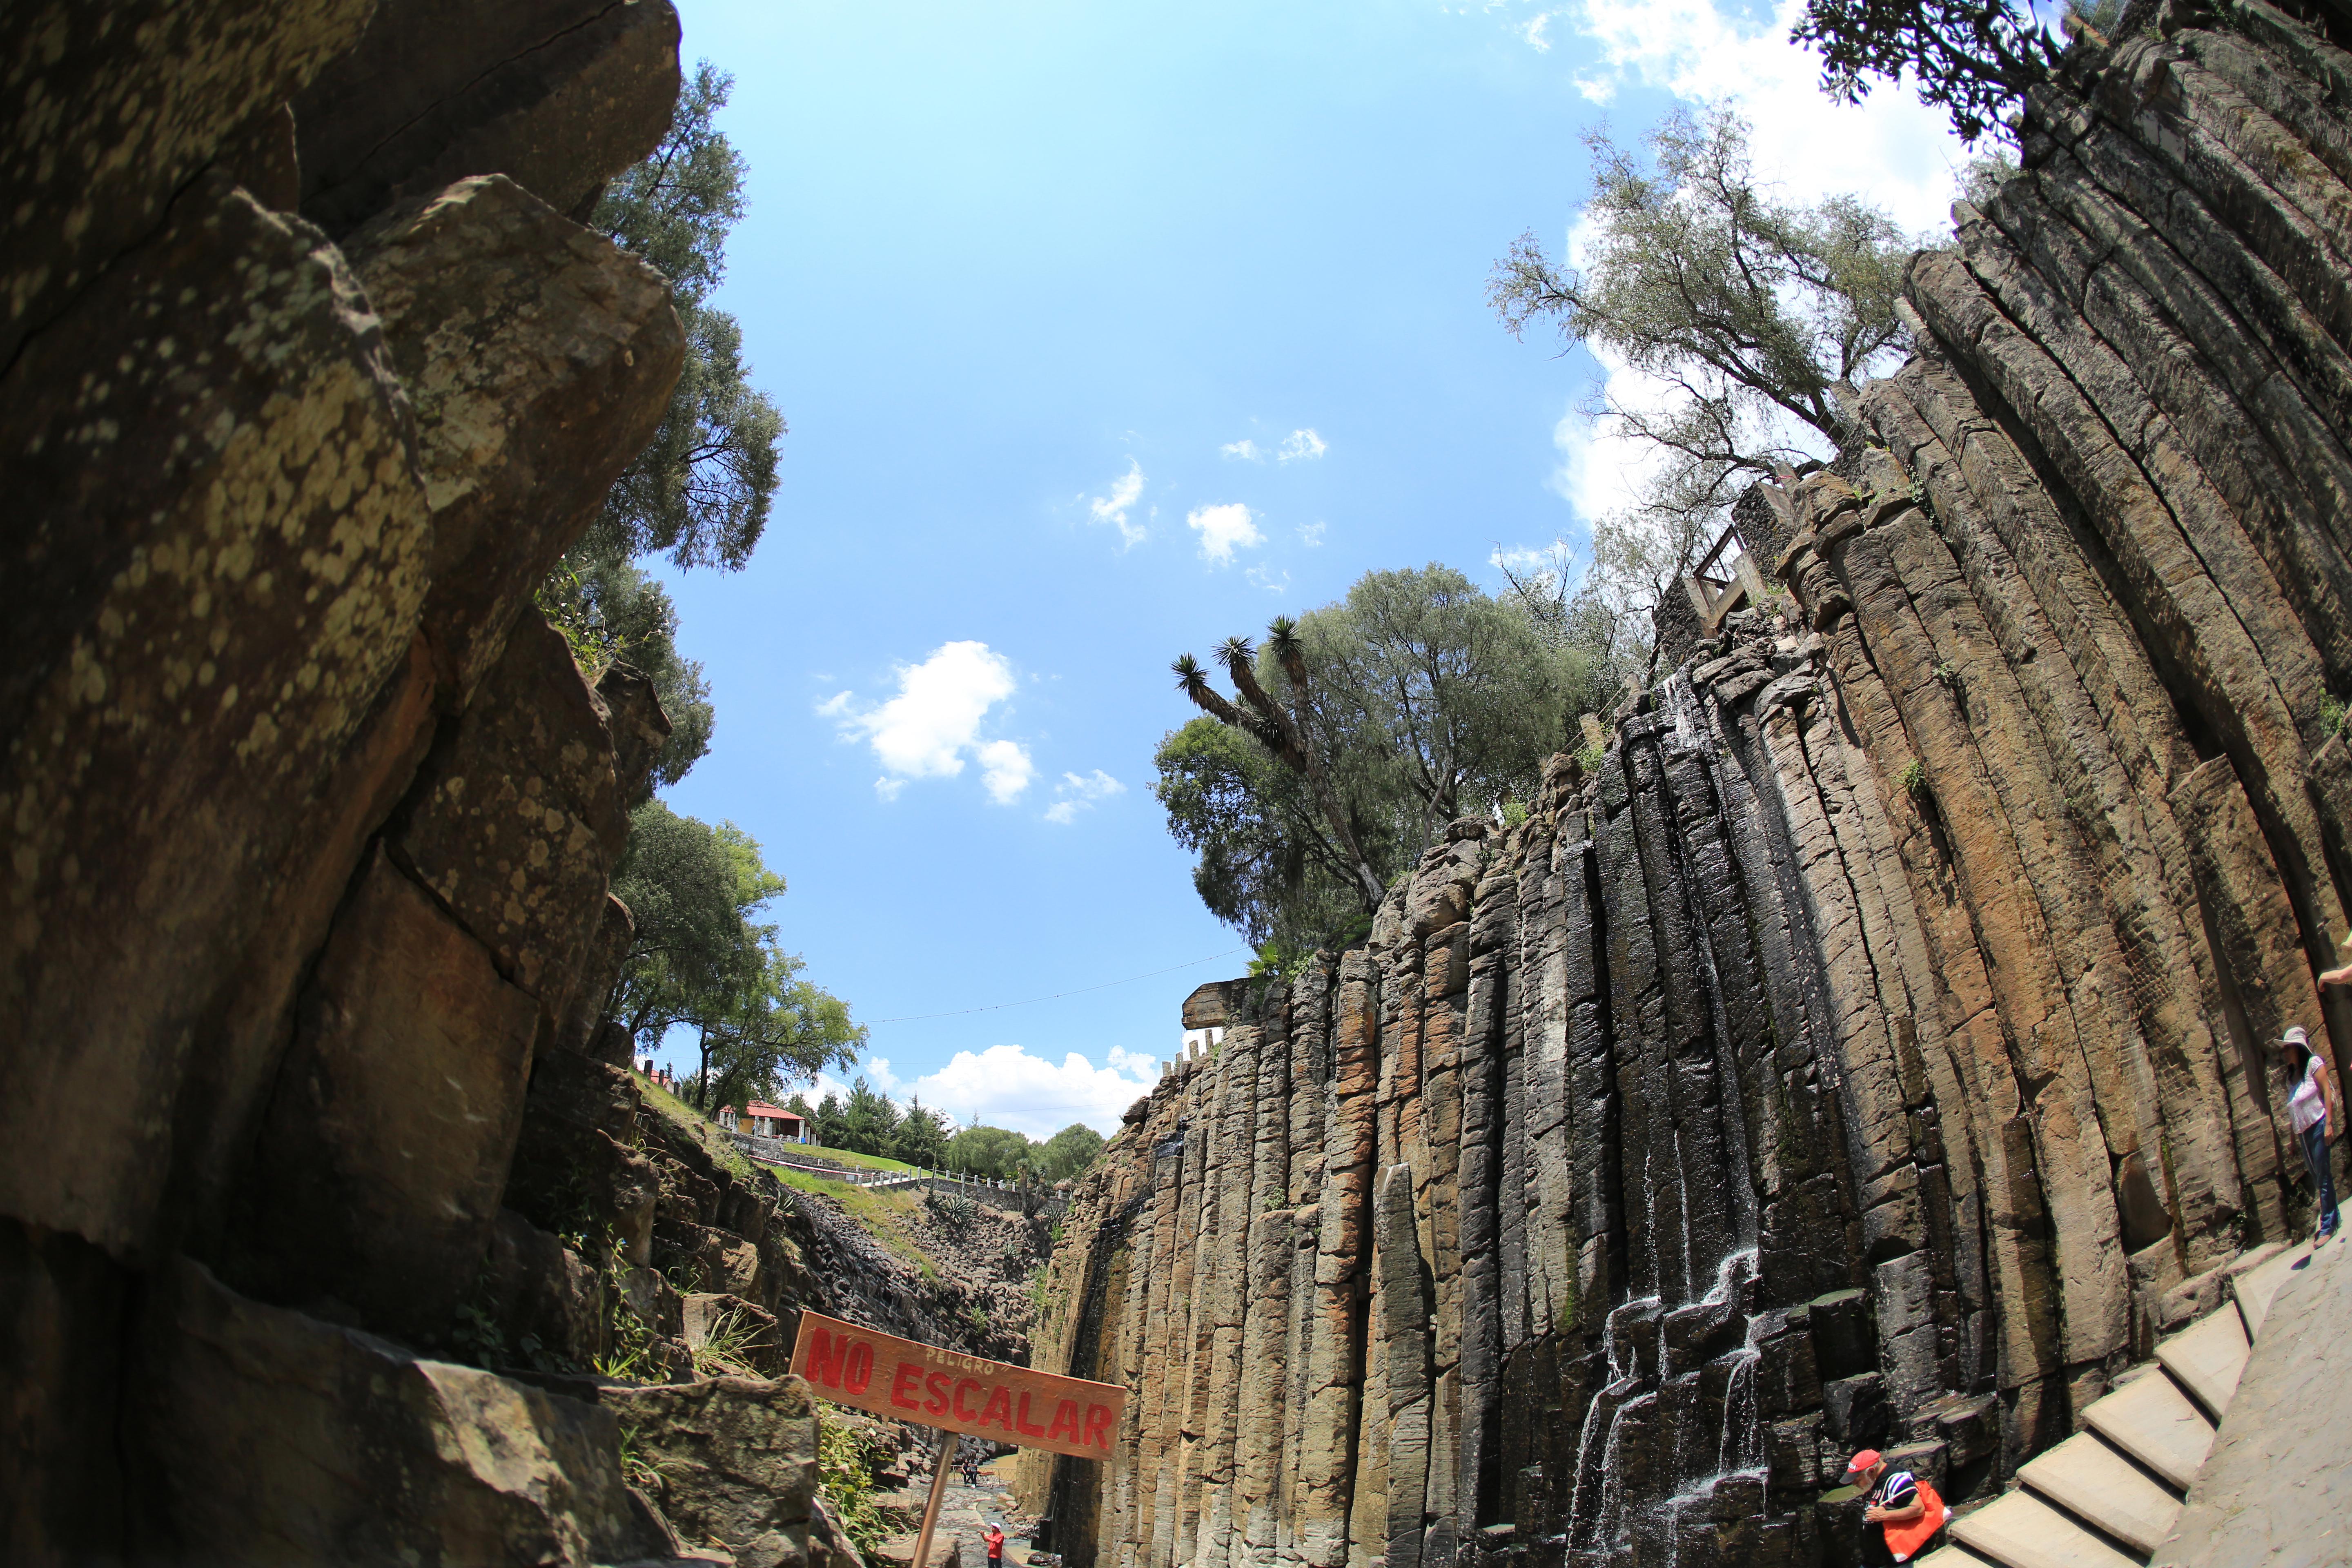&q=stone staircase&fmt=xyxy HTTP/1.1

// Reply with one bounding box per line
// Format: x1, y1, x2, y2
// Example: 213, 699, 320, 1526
1916, 1243, 2309, 1568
